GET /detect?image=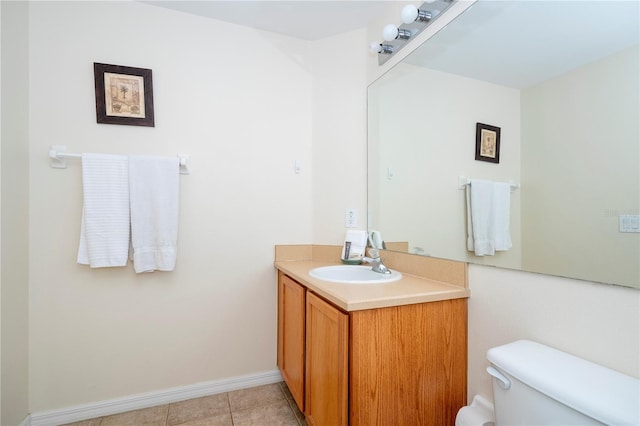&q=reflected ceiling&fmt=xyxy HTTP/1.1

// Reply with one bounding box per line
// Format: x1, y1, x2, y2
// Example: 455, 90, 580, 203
405, 1, 640, 88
